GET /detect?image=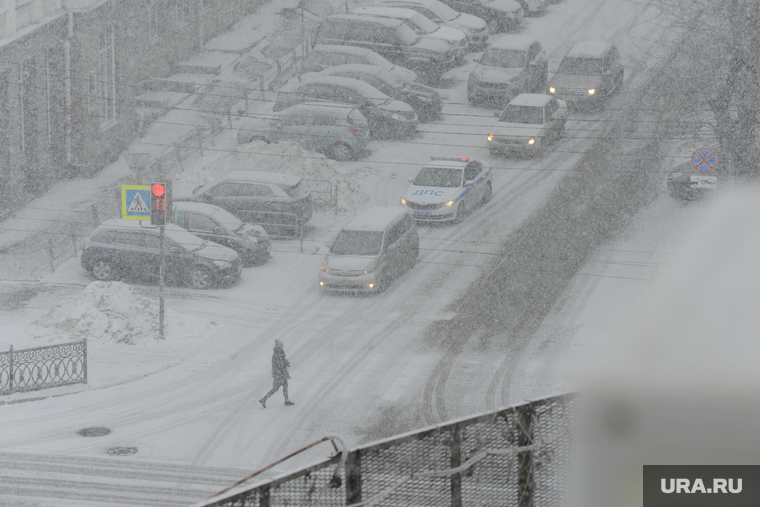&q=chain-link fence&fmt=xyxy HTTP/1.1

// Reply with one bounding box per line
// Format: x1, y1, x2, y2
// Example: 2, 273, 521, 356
198, 393, 578, 507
